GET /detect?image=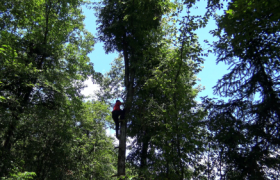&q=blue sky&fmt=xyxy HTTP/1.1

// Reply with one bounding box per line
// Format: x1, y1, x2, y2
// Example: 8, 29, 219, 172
82, 0, 229, 100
